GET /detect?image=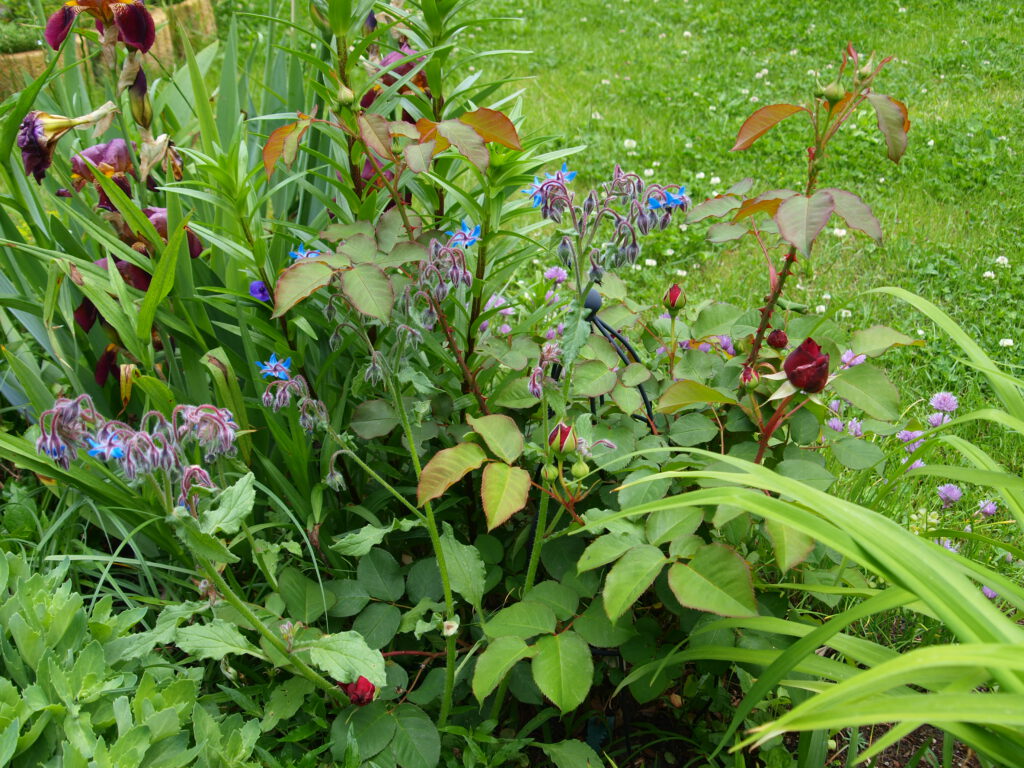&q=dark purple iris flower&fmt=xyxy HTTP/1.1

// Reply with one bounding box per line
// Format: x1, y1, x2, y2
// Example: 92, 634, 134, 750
45, 0, 156, 53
